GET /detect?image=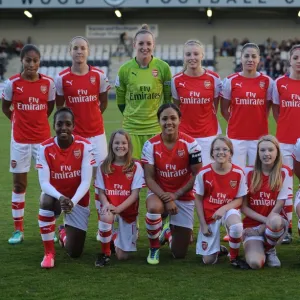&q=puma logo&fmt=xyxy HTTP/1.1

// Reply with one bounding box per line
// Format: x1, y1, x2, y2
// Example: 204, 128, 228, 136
205, 180, 213, 187
235, 83, 242, 87
155, 151, 163, 158
16, 86, 23, 92
281, 84, 288, 90
179, 82, 186, 88
49, 153, 56, 160
66, 80, 73, 86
